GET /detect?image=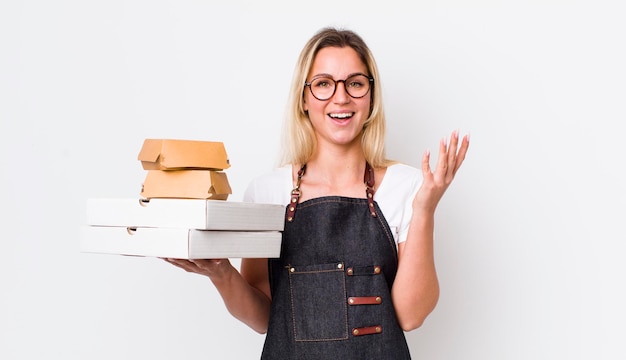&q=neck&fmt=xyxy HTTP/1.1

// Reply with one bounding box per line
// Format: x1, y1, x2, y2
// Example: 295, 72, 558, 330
310, 145, 365, 169
301, 150, 366, 189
